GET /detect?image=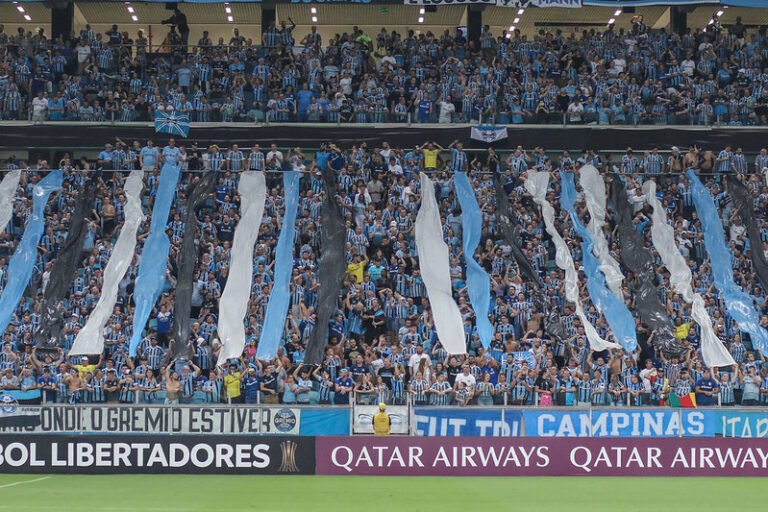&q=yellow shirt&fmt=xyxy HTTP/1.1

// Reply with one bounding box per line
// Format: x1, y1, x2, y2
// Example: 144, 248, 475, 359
73, 364, 97, 378
373, 412, 391, 435
347, 261, 365, 284
674, 323, 691, 340
224, 373, 242, 398
422, 149, 439, 169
